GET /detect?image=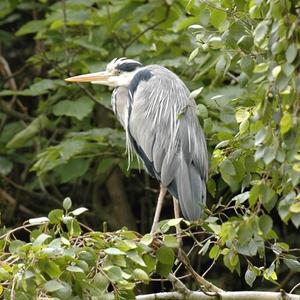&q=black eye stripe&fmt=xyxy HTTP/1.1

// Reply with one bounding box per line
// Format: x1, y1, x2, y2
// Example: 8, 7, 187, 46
116, 62, 142, 72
